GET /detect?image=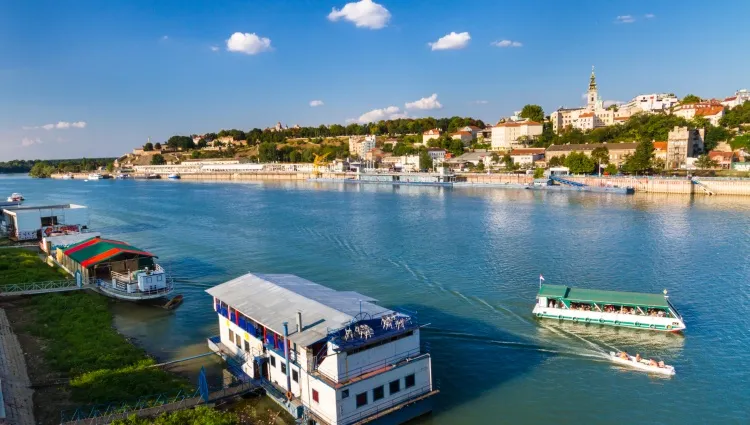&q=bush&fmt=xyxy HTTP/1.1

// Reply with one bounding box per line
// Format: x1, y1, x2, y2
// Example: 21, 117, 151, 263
112, 406, 237, 425
0, 249, 70, 283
